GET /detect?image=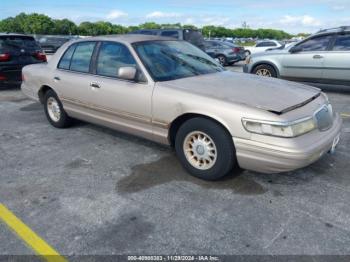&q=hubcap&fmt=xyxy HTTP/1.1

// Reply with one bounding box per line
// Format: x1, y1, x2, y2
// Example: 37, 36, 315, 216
183, 131, 217, 170
47, 97, 61, 122
218, 56, 225, 65
256, 68, 272, 77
